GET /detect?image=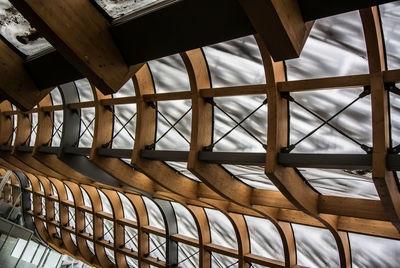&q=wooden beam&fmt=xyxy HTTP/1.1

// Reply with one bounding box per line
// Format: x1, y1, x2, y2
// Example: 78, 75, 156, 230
239, 0, 314, 61
11, 0, 141, 95
360, 7, 400, 233
0, 39, 51, 111
258, 34, 352, 267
